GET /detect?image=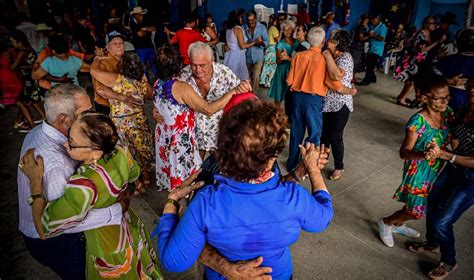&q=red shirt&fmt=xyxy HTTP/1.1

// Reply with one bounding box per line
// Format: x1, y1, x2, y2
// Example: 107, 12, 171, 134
170, 27, 206, 64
